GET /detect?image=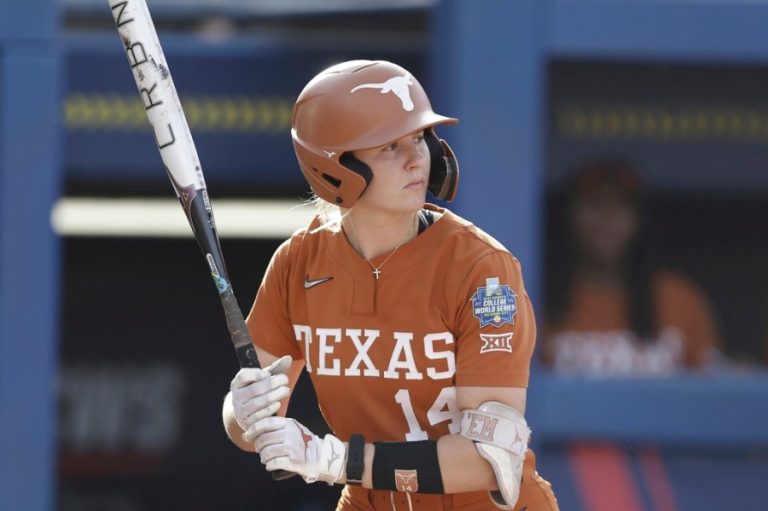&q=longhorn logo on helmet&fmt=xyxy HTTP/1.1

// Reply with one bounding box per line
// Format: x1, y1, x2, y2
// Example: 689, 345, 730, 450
350, 74, 415, 111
